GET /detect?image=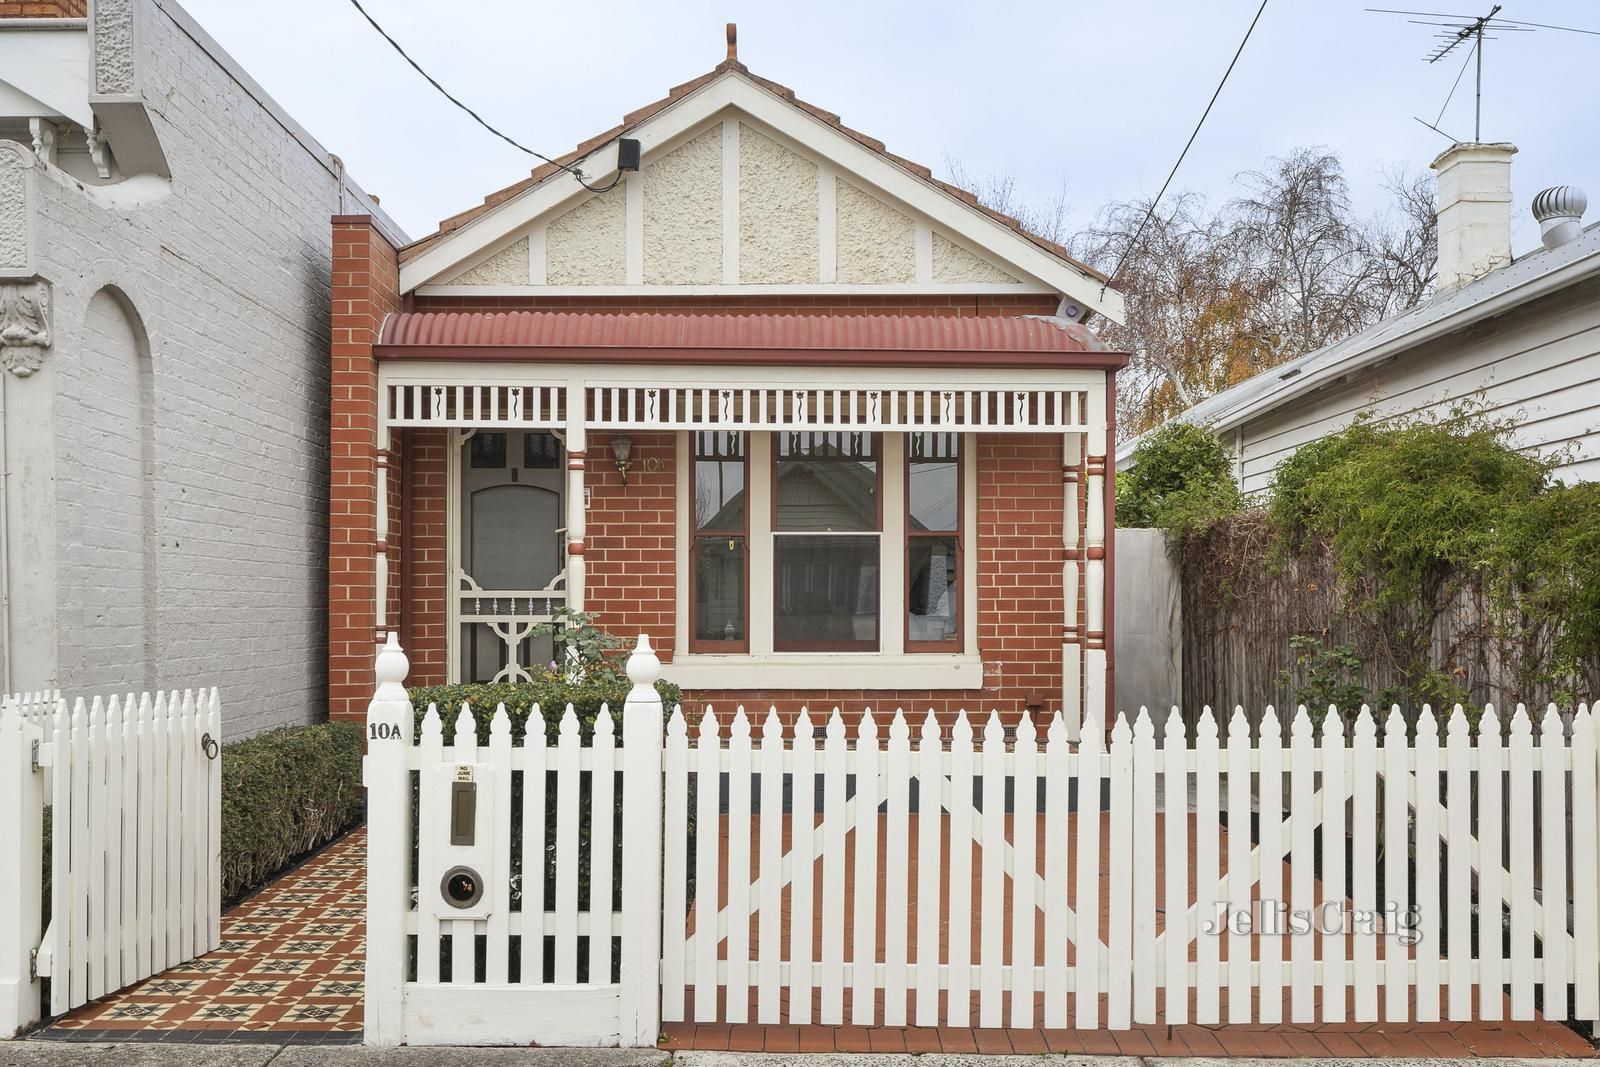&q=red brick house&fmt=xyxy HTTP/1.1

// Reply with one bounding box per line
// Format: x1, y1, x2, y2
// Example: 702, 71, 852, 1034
329, 34, 1126, 738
